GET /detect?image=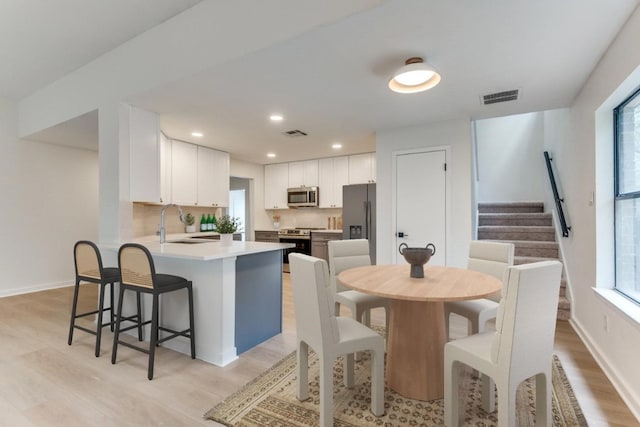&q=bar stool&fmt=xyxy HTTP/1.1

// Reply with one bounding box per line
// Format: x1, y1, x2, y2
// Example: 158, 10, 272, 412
112, 243, 196, 380
68, 240, 121, 357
